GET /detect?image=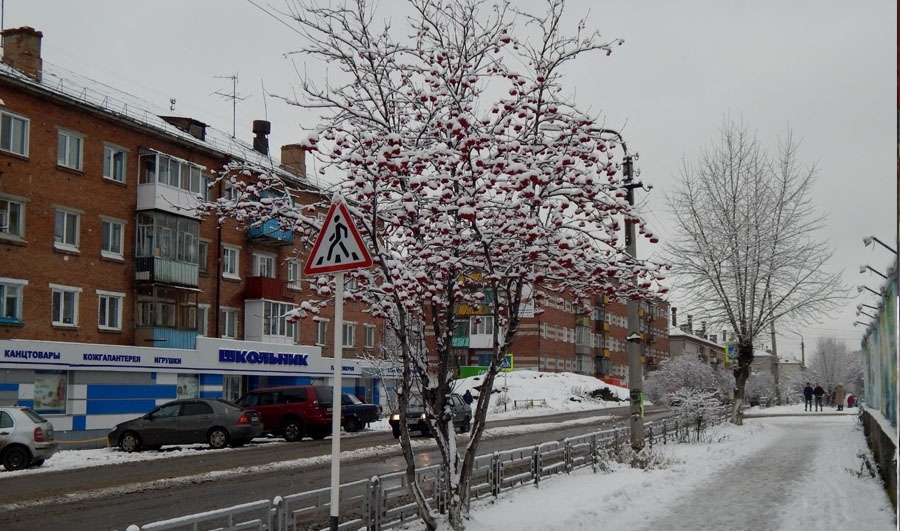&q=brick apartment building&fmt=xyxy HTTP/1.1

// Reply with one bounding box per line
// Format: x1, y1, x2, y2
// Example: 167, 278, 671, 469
0, 27, 388, 433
